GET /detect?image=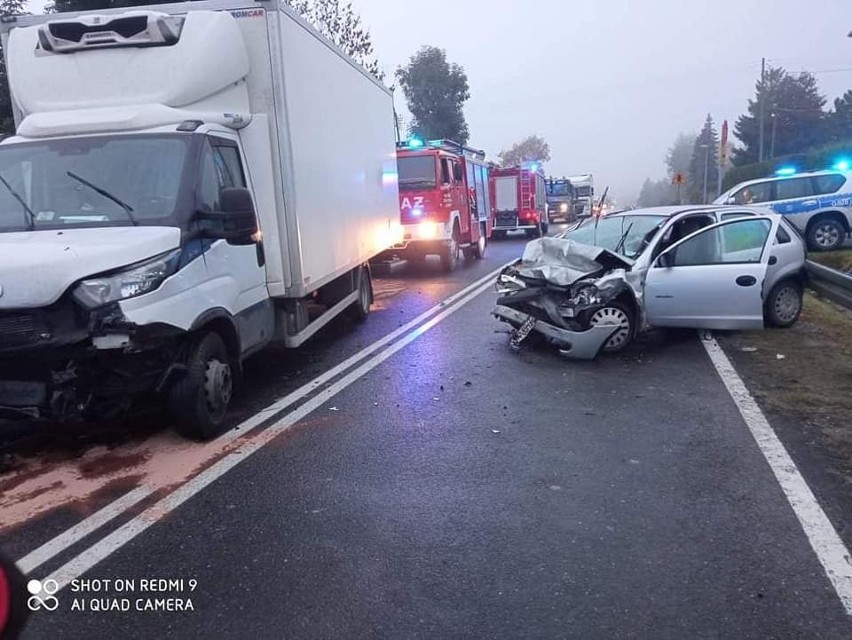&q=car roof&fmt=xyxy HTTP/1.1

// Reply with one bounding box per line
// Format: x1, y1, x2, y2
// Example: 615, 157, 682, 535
730, 169, 851, 189
608, 205, 776, 219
